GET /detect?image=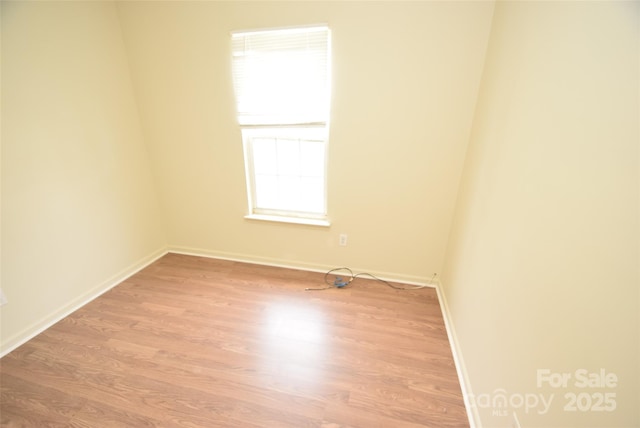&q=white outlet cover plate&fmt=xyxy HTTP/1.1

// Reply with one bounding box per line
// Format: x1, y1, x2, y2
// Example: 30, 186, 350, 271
0, 289, 7, 306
